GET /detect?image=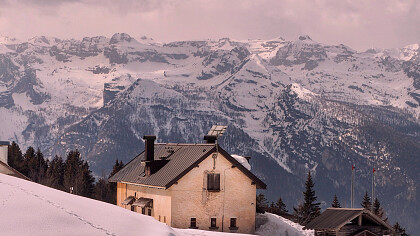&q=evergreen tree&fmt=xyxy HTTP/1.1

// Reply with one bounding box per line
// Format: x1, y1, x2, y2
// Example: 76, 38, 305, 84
109, 159, 124, 177
45, 155, 65, 190
294, 171, 321, 225
78, 161, 95, 197
7, 141, 25, 174
274, 197, 288, 214
373, 198, 386, 221
361, 191, 372, 210
268, 202, 276, 213
93, 177, 113, 203
24, 147, 37, 181
64, 150, 82, 194
256, 193, 269, 212
331, 194, 341, 208
34, 148, 47, 183
394, 222, 410, 236
63, 150, 94, 197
